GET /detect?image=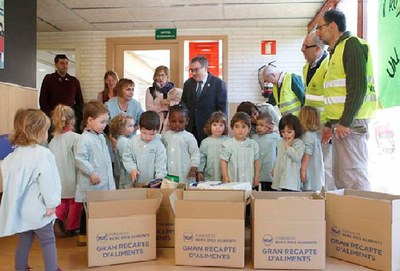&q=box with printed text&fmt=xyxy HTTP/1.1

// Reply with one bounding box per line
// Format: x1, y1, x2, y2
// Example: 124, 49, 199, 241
251, 191, 326, 269
172, 189, 246, 268
86, 189, 162, 267
326, 189, 400, 271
